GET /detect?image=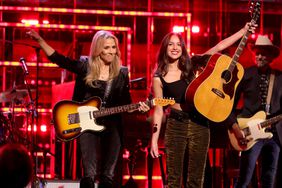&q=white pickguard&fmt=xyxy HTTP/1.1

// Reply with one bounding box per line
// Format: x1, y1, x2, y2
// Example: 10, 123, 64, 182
245, 118, 273, 141
77, 106, 105, 132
